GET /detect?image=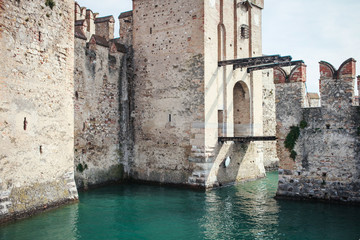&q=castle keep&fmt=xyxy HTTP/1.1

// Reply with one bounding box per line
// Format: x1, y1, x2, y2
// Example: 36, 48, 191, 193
0, 0, 358, 223
130, 0, 270, 187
